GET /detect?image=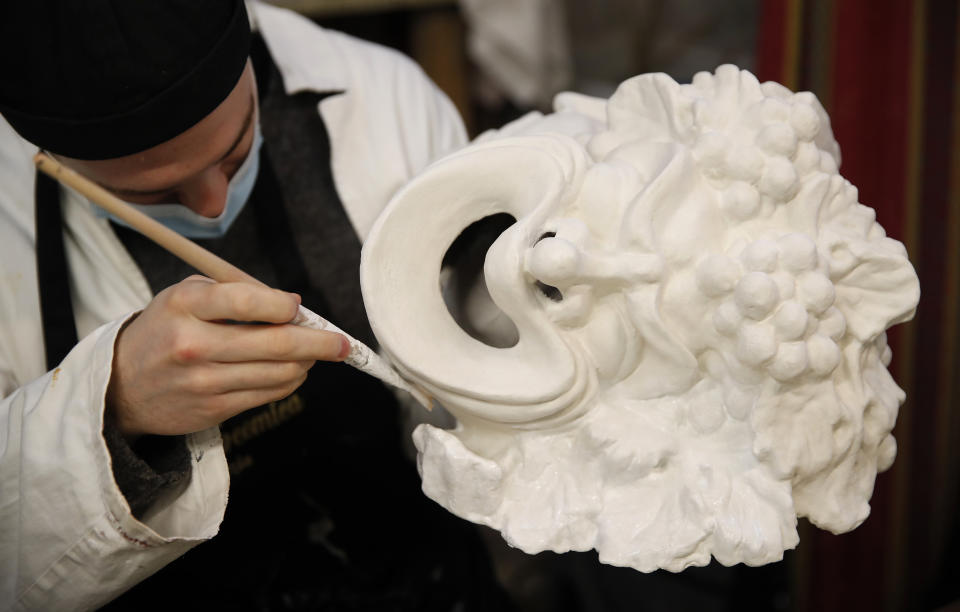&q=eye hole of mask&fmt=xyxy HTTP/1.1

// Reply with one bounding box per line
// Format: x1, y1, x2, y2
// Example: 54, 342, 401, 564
533, 232, 564, 302
440, 213, 520, 348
